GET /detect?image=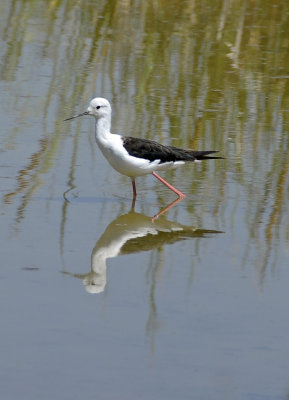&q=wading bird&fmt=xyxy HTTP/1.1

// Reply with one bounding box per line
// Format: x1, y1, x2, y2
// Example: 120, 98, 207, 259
65, 98, 221, 200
